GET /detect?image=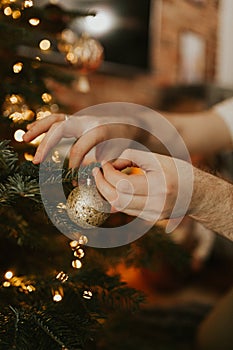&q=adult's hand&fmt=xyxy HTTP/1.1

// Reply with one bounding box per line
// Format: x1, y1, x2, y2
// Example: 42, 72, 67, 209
23, 113, 139, 168
92, 149, 193, 223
